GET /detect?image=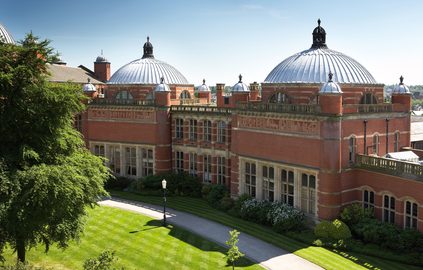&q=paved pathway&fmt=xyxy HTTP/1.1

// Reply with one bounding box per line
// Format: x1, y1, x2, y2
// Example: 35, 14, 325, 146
99, 198, 322, 270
